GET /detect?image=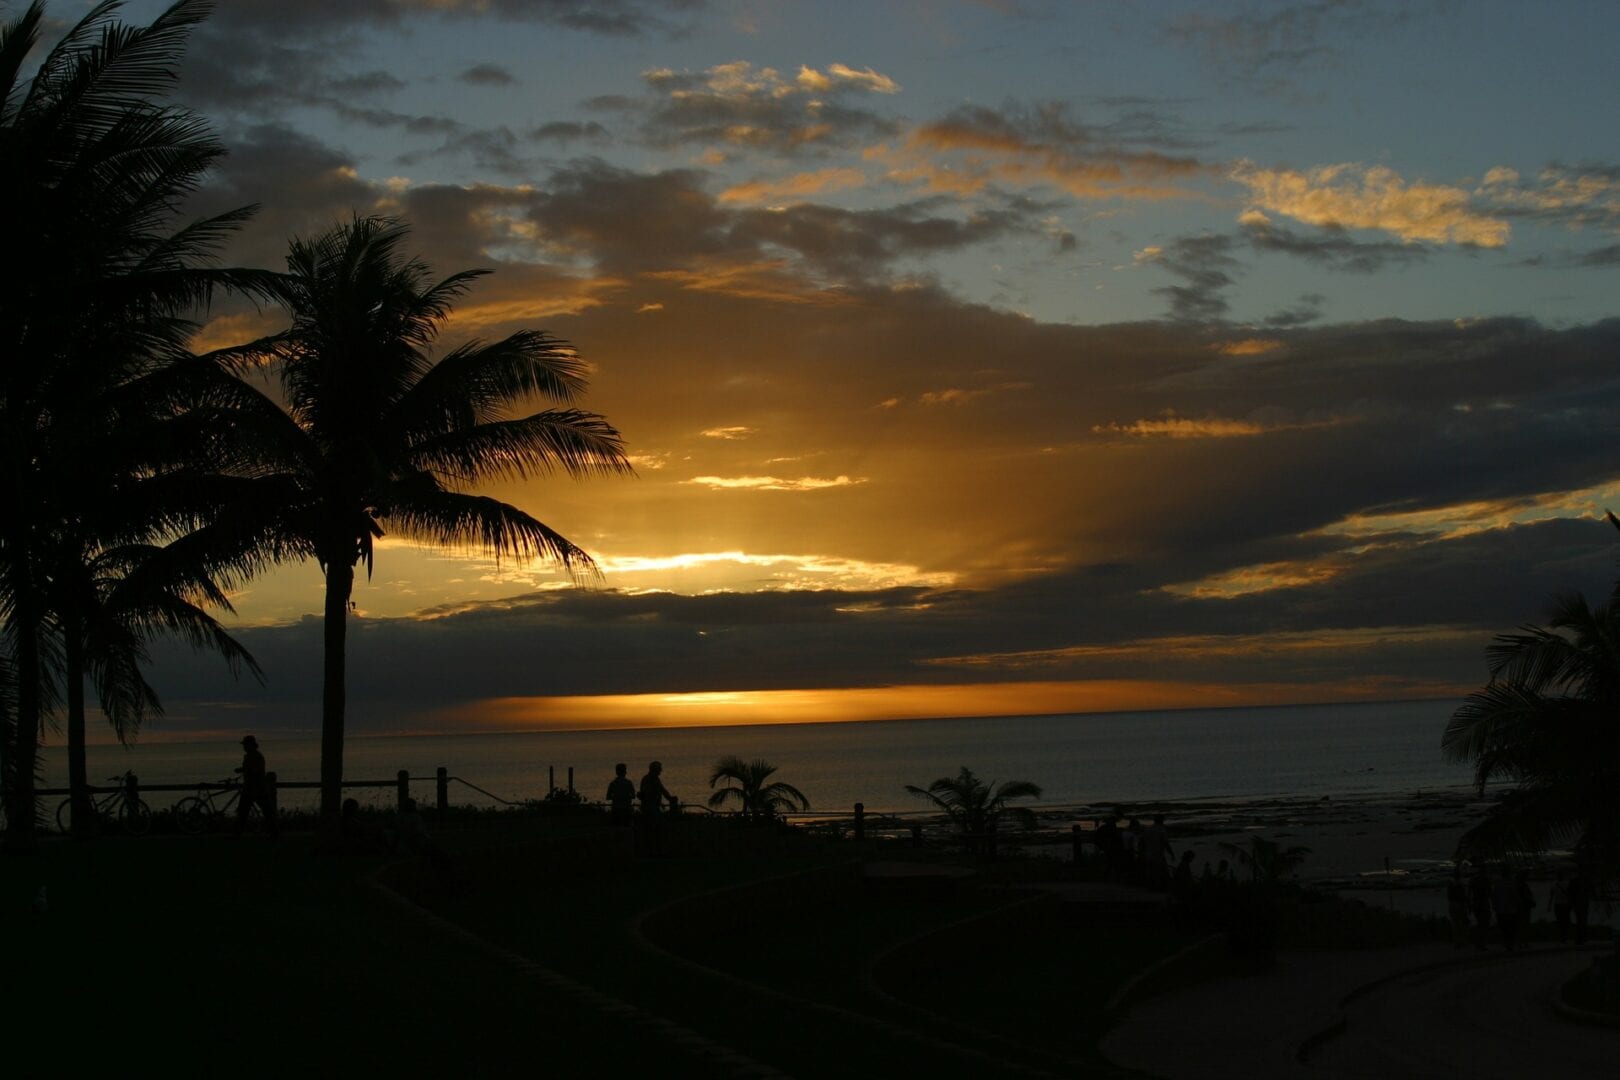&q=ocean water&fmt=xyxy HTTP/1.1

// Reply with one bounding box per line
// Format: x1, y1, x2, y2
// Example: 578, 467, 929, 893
41, 698, 1473, 814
